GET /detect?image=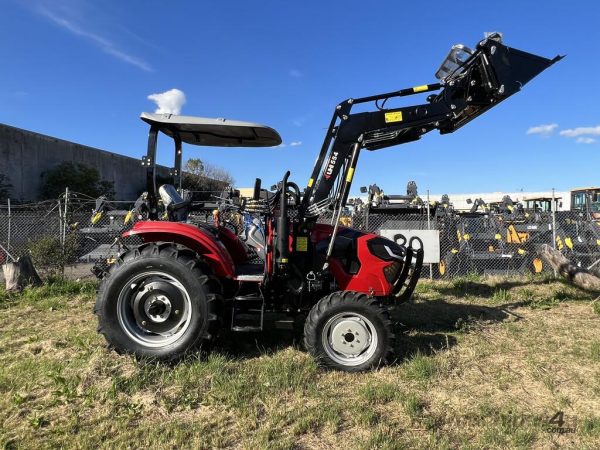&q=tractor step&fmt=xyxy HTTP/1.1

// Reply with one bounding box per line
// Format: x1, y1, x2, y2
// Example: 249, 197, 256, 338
234, 274, 264, 282
231, 293, 264, 332
234, 263, 265, 282
234, 295, 263, 302
232, 325, 262, 332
